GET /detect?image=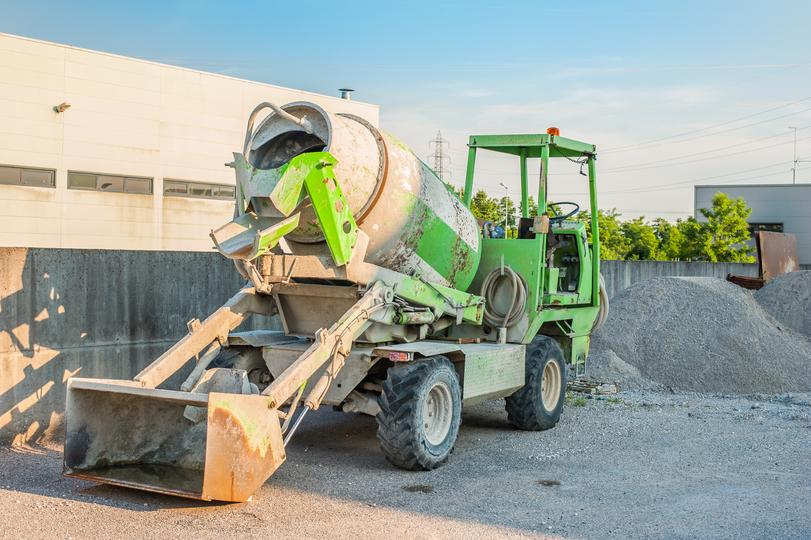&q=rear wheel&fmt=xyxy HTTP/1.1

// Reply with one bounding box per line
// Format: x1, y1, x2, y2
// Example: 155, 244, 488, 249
376, 356, 461, 470
506, 336, 567, 430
